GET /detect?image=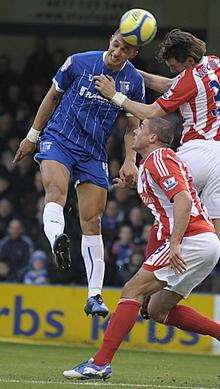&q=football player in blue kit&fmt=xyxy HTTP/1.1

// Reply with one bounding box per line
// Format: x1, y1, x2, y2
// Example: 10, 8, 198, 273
14, 30, 145, 317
